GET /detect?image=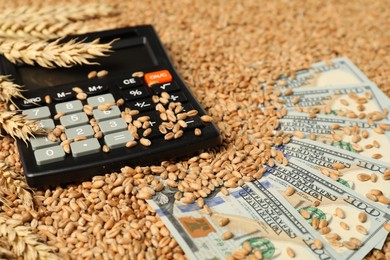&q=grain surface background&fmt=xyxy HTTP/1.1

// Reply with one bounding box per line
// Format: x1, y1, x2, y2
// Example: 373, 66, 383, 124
0, 0, 390, 259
